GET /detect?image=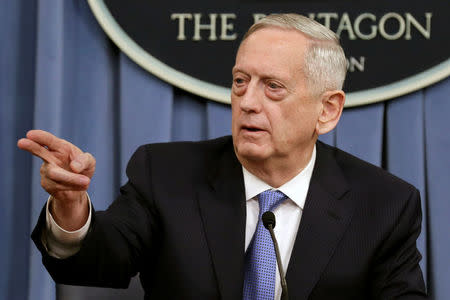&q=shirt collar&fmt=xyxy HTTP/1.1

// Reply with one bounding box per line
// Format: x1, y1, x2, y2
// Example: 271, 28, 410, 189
242, 145, 316, 210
